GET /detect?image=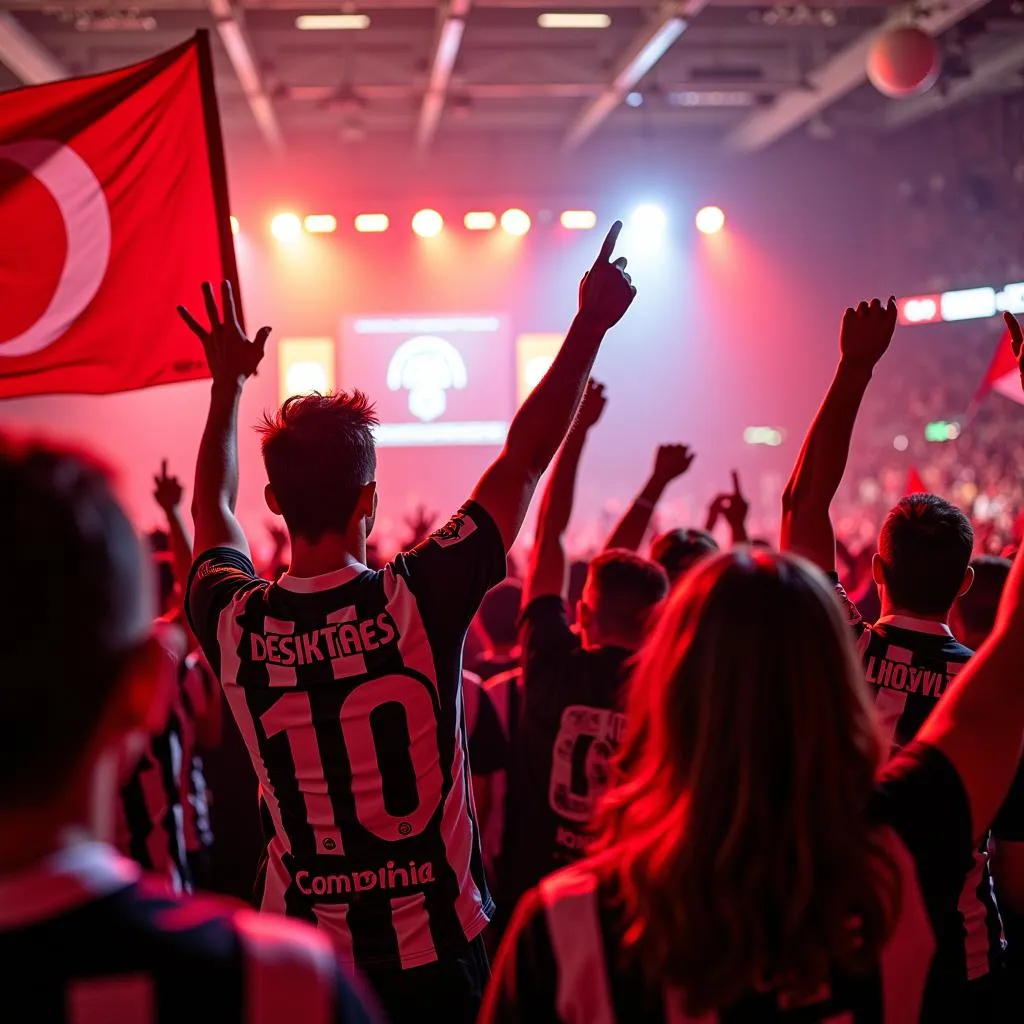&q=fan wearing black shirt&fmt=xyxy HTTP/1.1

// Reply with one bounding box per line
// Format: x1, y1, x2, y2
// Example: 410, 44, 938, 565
0, 437, 378, 1024
178, 224, 636, 1024
492, 382, 668, 938
782, 303, 1024, 1020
